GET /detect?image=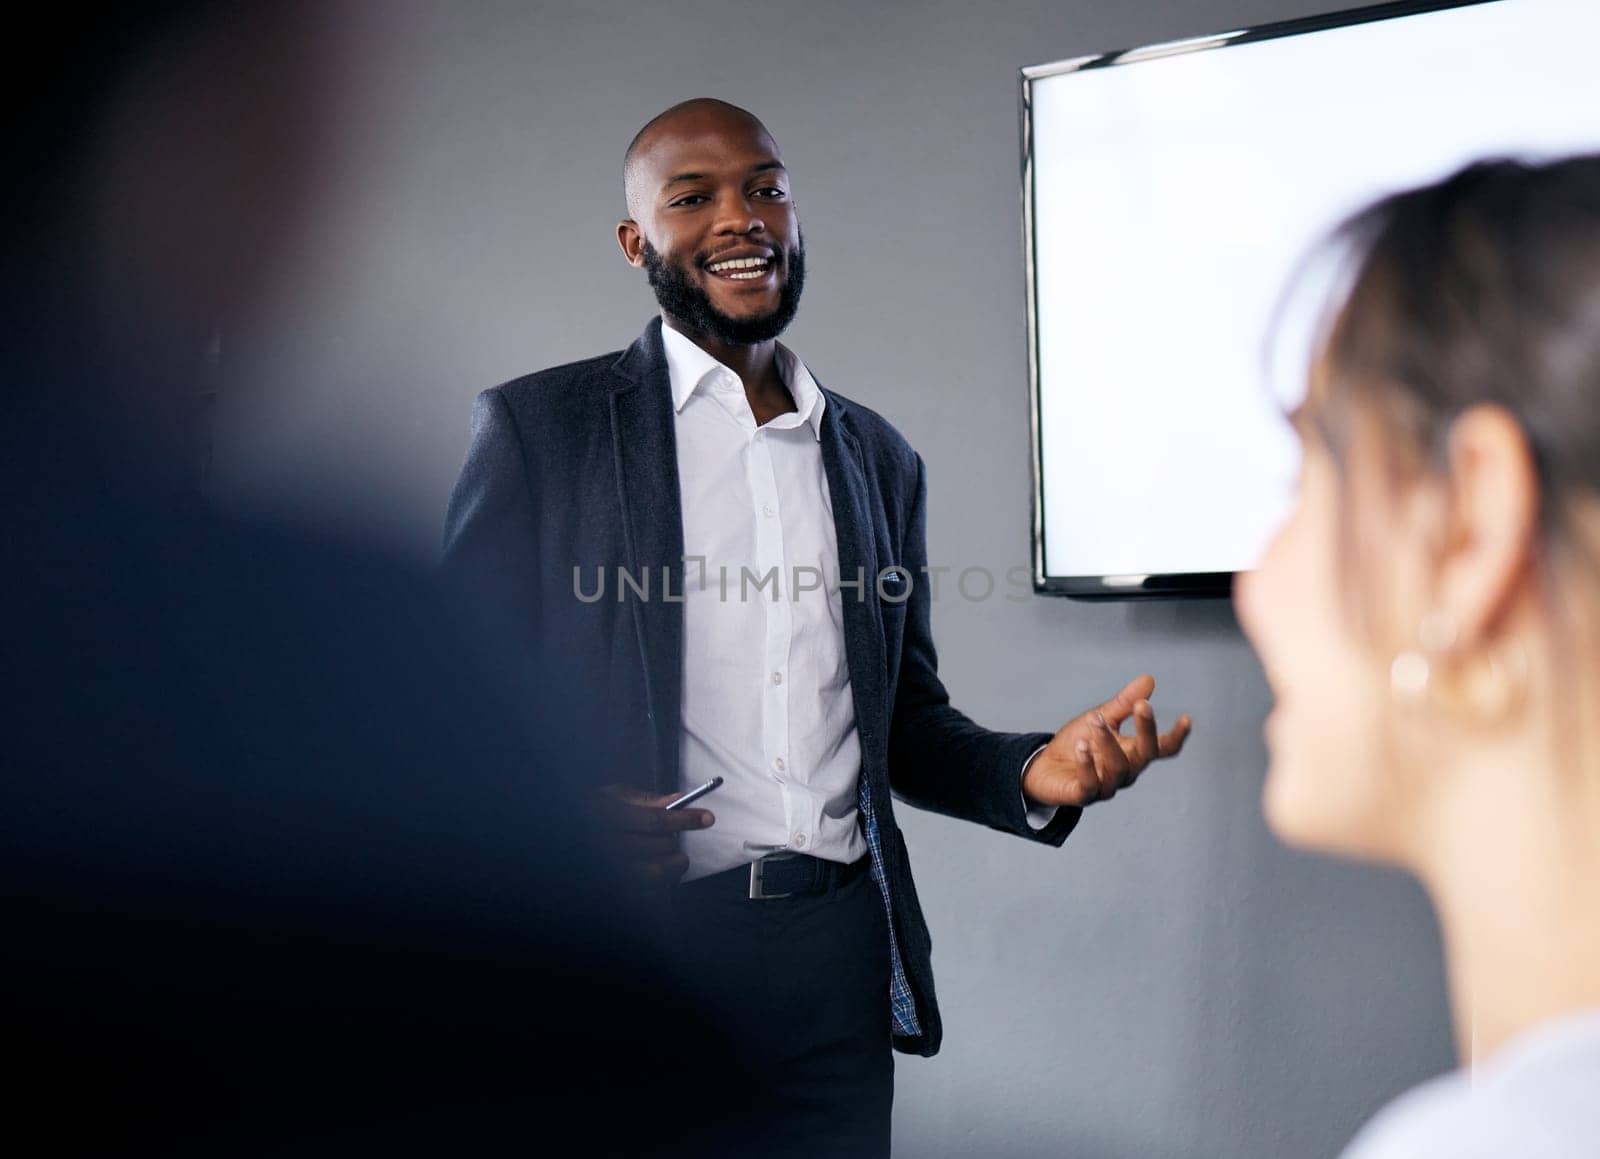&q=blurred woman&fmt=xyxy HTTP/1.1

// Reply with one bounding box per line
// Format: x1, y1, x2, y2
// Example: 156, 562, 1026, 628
1236, 156, 1600, 1156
